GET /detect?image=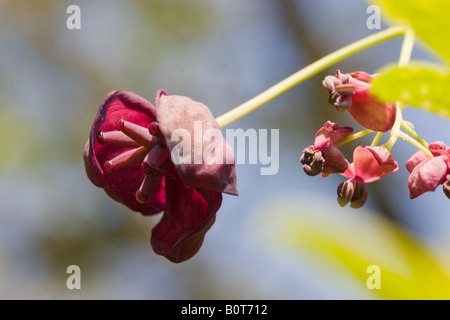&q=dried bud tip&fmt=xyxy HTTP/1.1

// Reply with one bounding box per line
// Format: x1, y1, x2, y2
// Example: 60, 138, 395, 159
141, 162, 155, 175
301, 148, 324, 176
148, 121, 160, 136
97, 131, 107, 144
135, 190, 148, 204
104, 160, 114, 173
115, 118, 125, 131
